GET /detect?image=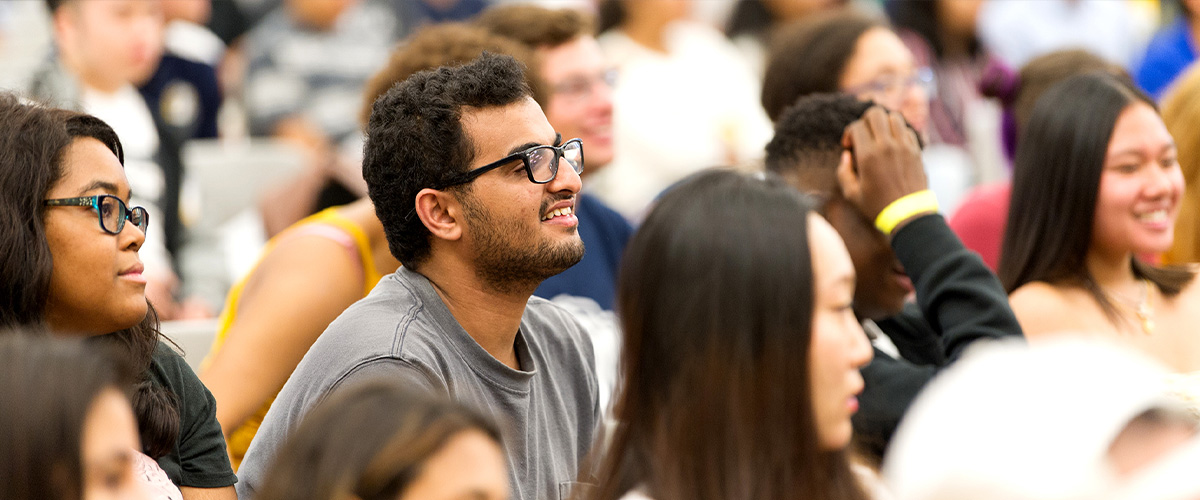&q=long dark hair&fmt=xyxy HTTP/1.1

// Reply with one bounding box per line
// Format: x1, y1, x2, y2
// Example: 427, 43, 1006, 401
0, 93, 177, 457
583, 170, 867, 500
0, 330, 136, 500
999, 73, 1195, 319
257, 378, 503, 500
